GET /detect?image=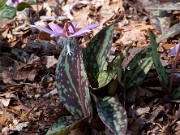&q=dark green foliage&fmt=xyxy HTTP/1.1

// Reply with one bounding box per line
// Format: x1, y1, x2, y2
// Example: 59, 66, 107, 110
17, 2, 29, 11
149, 29, 169, 86
56, 38, 91, 119
83, 24, 115, 87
